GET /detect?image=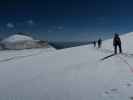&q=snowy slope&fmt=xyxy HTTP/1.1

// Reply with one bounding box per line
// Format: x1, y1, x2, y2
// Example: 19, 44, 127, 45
0, 33, 133, 100
0, 47, 56, 62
